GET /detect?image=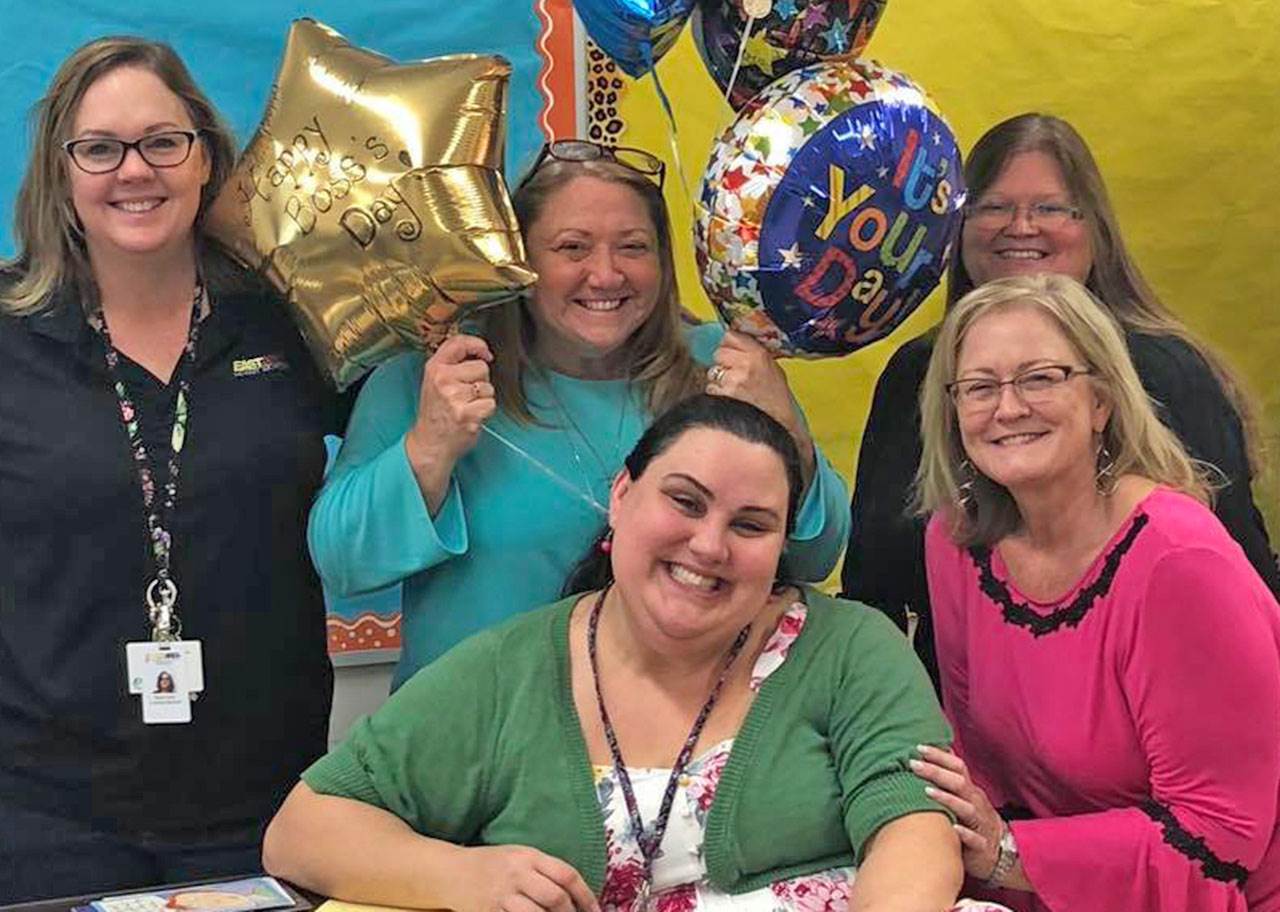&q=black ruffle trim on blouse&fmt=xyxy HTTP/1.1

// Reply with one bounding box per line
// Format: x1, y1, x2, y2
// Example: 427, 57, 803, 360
967, 513, 1150, 637
1139, 800, 1250, 886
